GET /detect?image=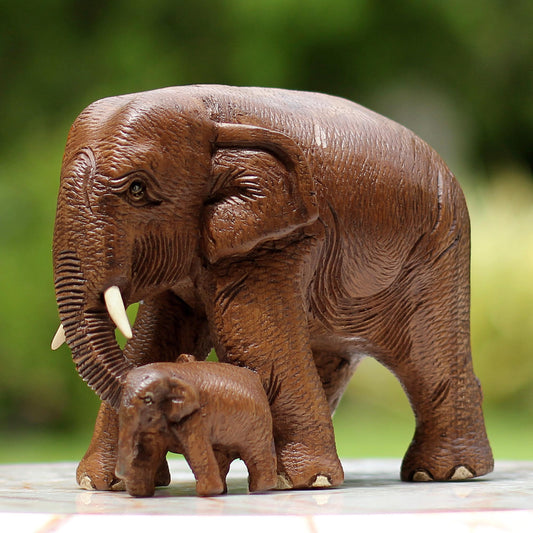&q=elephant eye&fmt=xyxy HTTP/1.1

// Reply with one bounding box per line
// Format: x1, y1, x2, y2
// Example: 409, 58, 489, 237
129, 180, 146, 201
111, 171, 164, 207
142, 394, 154, 405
